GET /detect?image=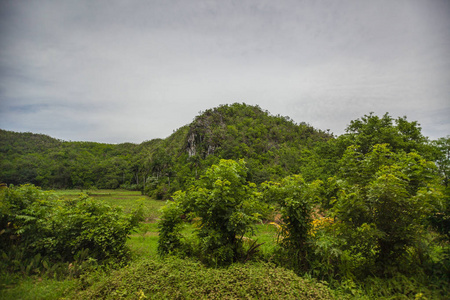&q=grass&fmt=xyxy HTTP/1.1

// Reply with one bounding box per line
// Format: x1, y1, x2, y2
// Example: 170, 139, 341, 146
252, 223, 279, 259
0, 276, 78, 300
53, 189, 166, 222
53, 189, 165, 258
128, 222, 160, 258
